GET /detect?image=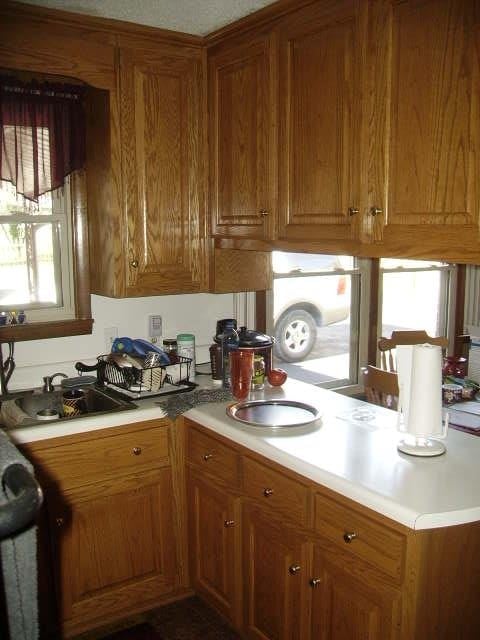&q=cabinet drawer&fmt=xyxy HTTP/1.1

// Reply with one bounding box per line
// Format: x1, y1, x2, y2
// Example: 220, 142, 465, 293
243, 456, 310, 526
314, 491, 406, 582
27, 426, 170, 490
187, 427, 240, 488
